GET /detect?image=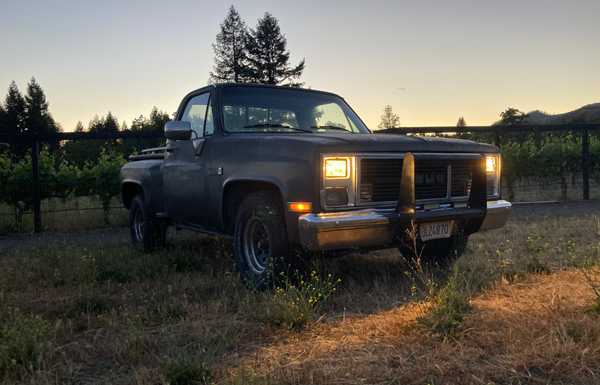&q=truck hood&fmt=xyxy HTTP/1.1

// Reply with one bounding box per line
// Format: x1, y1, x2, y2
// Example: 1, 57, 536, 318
254, 132, 498, 154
